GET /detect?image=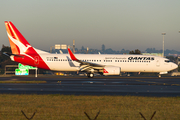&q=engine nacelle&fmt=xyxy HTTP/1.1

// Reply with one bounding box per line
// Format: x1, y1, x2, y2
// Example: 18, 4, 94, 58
103, 66, 121, 76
